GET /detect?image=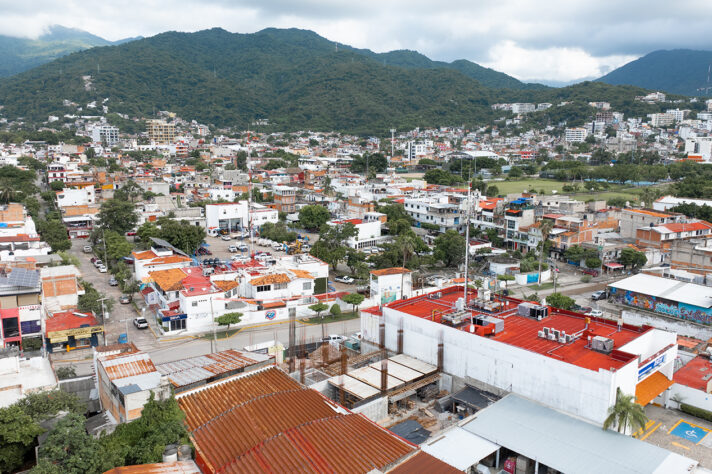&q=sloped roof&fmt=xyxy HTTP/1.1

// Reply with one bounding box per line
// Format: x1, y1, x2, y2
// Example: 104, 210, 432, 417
371, 267, 411, 276
149, 268, 188, 292
249, 273, 291, 286
290, 269, 315, 279
45, 311, 98, 333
